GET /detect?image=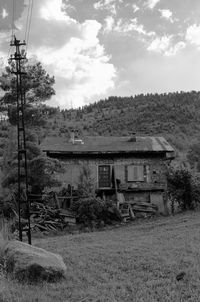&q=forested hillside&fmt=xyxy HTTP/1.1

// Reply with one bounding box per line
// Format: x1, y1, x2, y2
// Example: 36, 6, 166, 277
1, 91, 200, 166
51, 91, 200, 155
